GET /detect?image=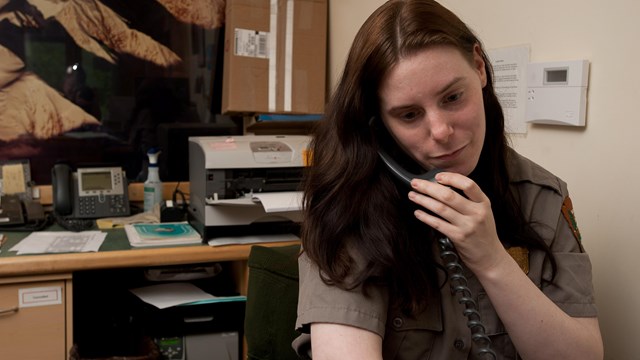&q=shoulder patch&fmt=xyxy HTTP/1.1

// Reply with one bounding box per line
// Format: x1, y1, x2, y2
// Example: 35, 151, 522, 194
561, 196, 582, 242
506, 246, 529, 274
